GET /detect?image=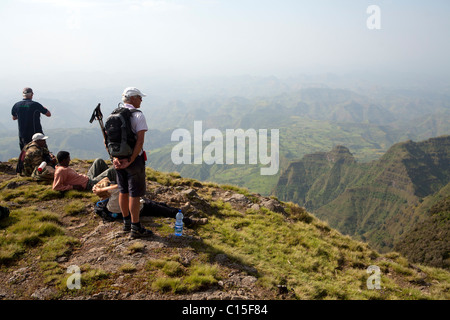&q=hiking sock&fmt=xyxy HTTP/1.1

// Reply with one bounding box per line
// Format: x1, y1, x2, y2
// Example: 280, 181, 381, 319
123, 215, 131, 231
131, 222, 142, 230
